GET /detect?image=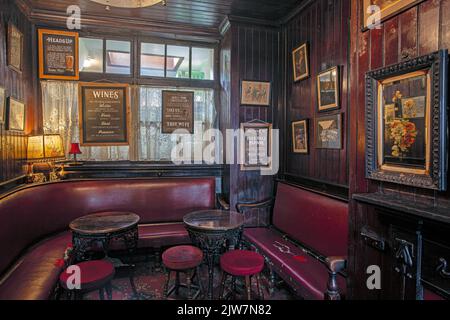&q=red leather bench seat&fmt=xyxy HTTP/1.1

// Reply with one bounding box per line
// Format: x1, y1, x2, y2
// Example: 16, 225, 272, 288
0, 177, 215, 300
243, 182, 348, 299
